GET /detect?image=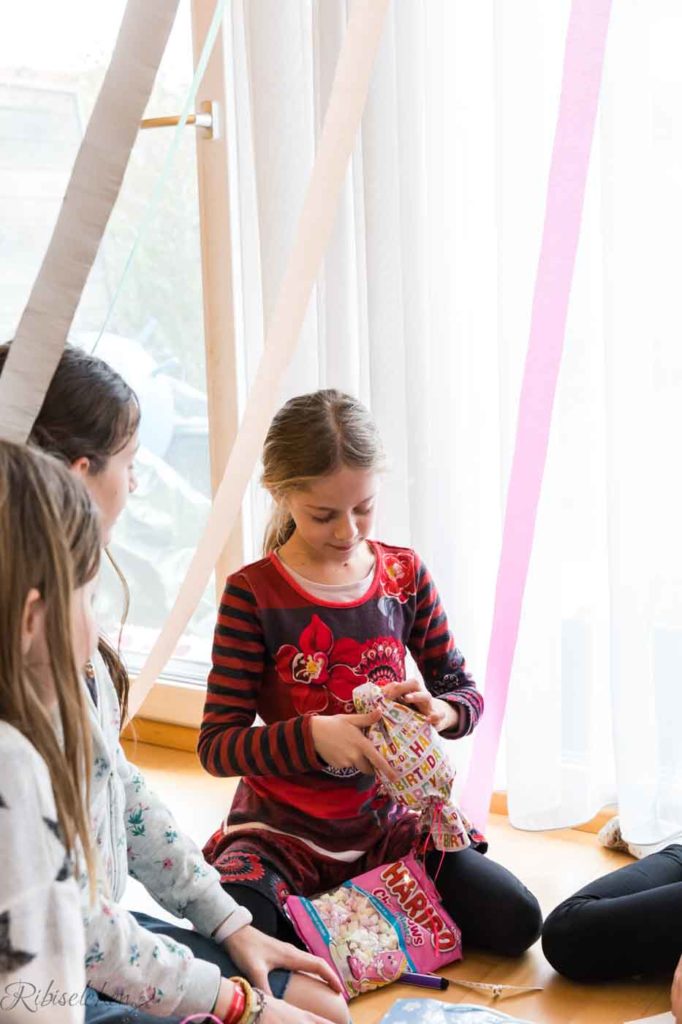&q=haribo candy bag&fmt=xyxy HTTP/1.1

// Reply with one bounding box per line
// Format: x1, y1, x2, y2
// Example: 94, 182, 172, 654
285, 855, 462, 1000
